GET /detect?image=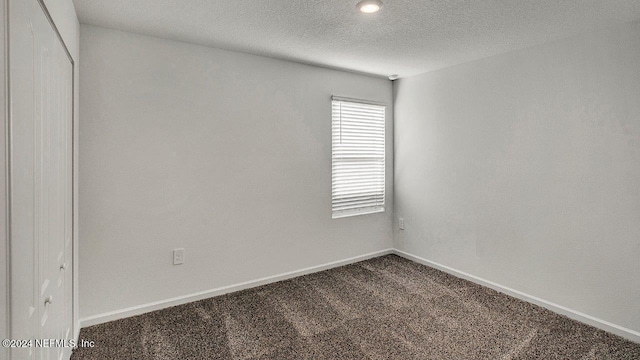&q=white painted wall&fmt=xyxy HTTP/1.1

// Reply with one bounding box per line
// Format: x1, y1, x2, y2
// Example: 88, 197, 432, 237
79, 25, 393, 320
394, 20, 640, 336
